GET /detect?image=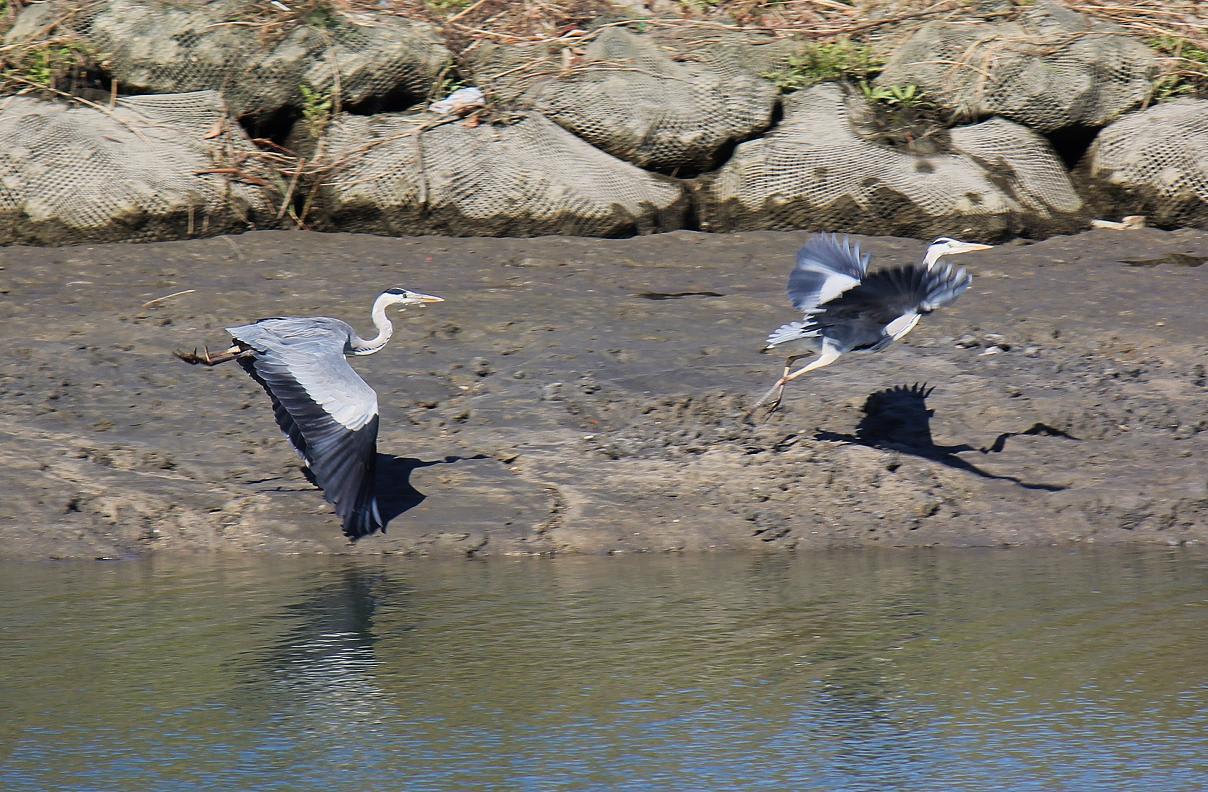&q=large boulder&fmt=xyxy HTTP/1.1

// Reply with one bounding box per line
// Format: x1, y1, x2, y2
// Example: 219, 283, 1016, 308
875, 1, 1158, 132
694, 83, 1085, 239
0, 92, 274, 245
468, 25, 785, 173
6, 0, 451, 118
307, 111, 688, 237
1077, 99, 1208, 229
